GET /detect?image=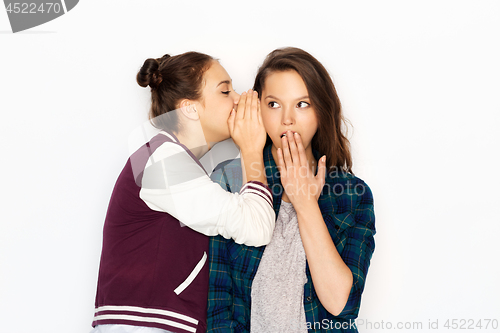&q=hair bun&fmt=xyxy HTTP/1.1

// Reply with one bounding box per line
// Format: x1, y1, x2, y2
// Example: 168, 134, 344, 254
156, 54, 171, 66
137, 57, 163, 89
